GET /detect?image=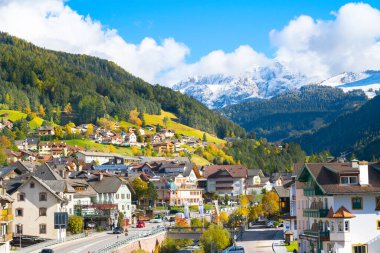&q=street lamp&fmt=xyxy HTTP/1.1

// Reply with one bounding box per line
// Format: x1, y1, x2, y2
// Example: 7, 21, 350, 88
17, 223, 22, 249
